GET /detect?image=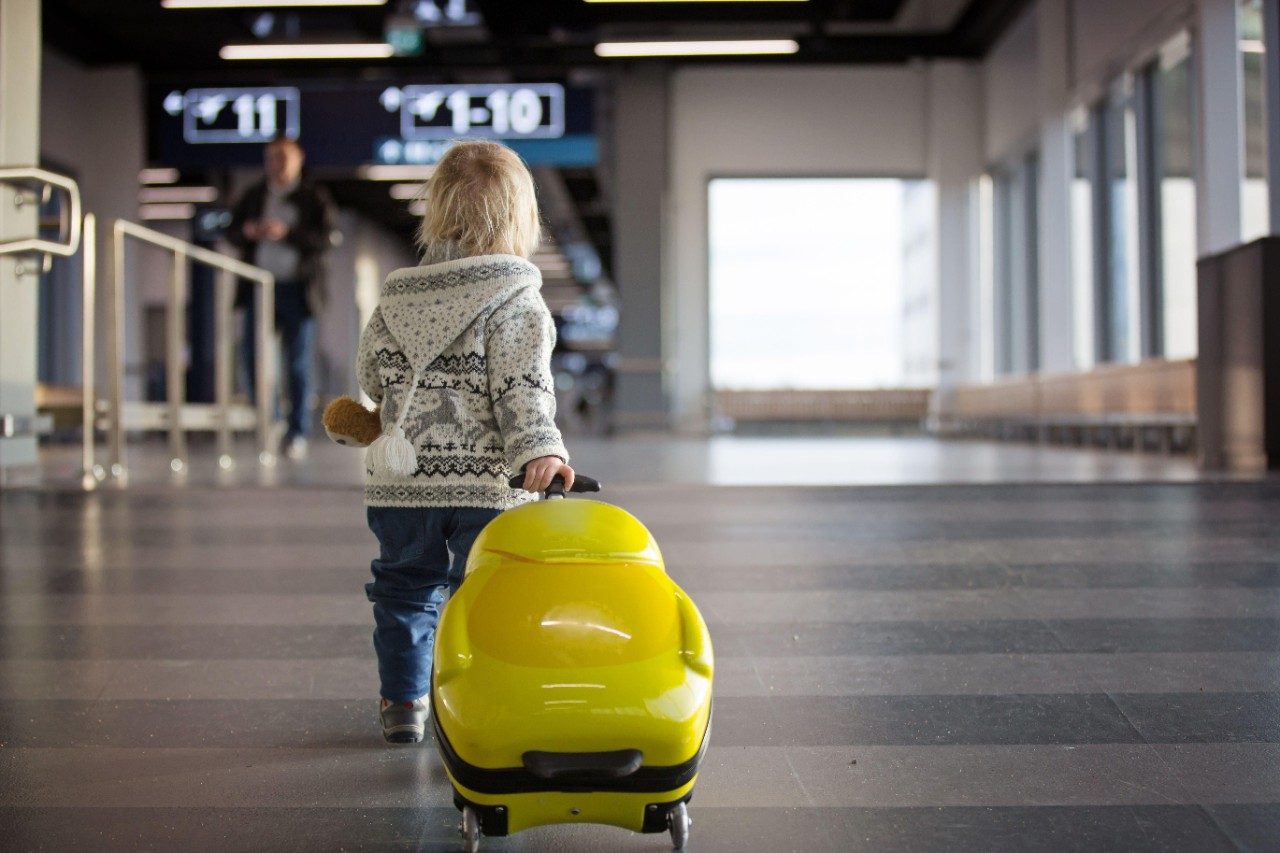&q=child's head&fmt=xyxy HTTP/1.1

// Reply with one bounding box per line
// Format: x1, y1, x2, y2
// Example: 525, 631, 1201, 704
417, 140, 541, 259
